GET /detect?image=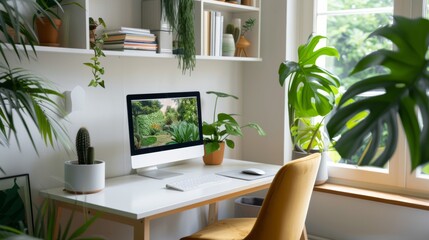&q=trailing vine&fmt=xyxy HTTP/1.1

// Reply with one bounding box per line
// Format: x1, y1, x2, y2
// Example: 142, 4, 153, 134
162, 0, 196, 74
84, 17, 107, 88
